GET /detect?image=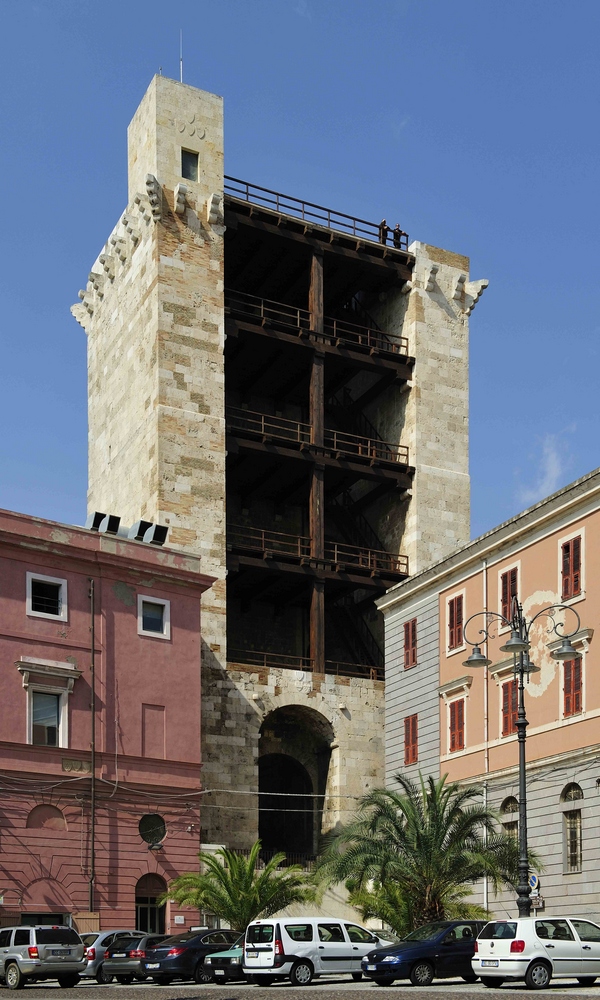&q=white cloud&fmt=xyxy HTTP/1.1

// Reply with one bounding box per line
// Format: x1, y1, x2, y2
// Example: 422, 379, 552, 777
516, 431, 573, 507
